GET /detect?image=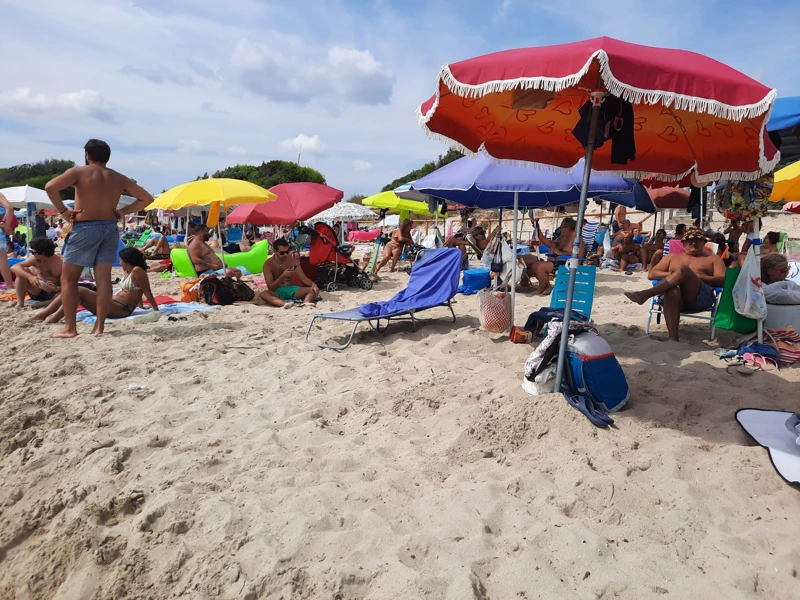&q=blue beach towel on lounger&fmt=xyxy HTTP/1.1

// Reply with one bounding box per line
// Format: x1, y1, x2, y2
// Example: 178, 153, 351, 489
358, 248, 462, 318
